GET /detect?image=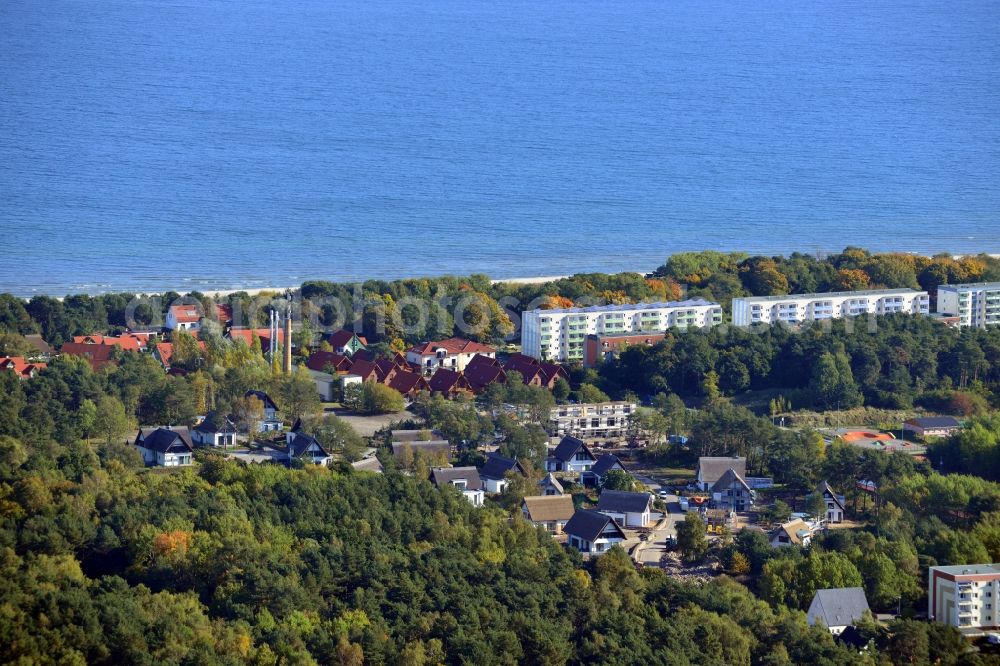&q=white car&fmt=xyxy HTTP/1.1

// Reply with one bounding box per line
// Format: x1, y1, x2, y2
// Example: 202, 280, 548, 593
657, 490, 670, 499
